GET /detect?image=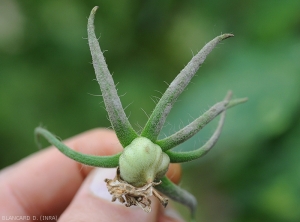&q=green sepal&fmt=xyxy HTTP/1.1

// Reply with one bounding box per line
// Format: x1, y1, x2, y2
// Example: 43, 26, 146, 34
141, 34, 234, 142
157, 94, 248, 151
156, 176, 197, 222
88, 7, 138, 147
165, 93, 249, 163
35, 127, 121, 168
